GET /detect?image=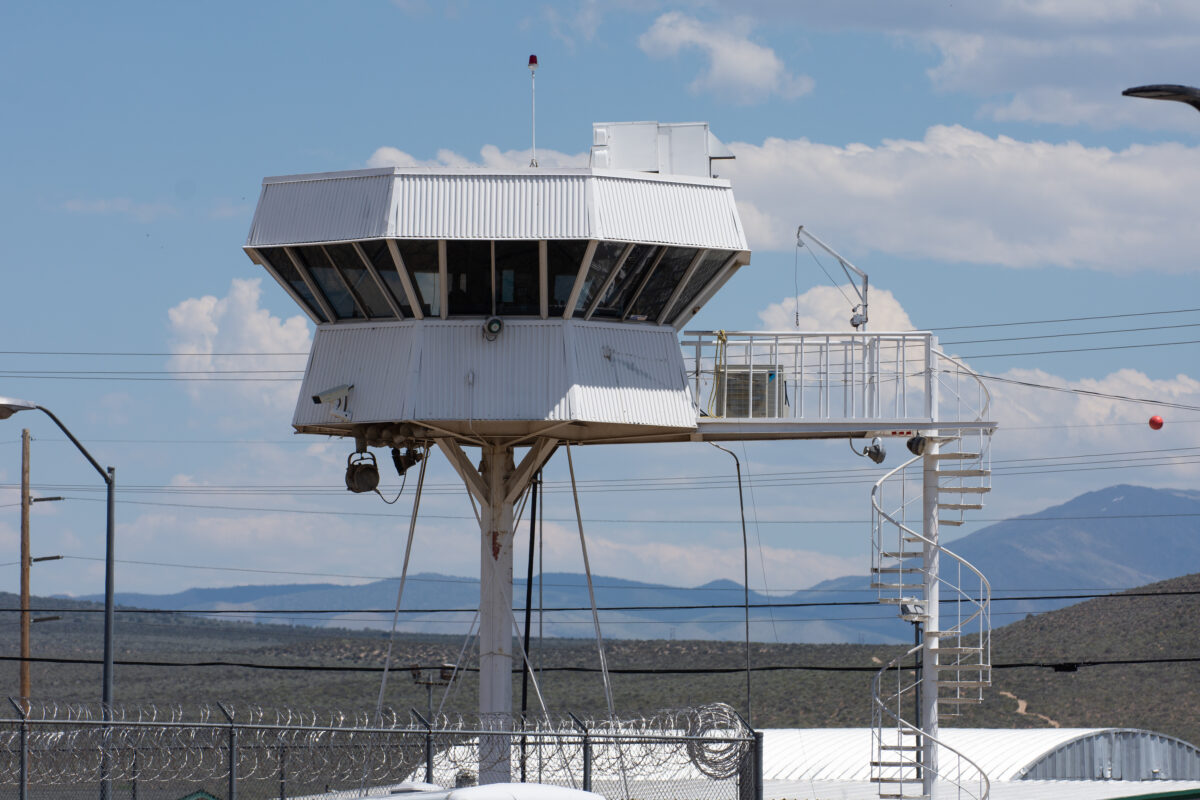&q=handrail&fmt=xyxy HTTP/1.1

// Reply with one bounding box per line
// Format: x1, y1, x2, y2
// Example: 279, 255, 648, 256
932, 346, 992, 423
870, 646, 992, 800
